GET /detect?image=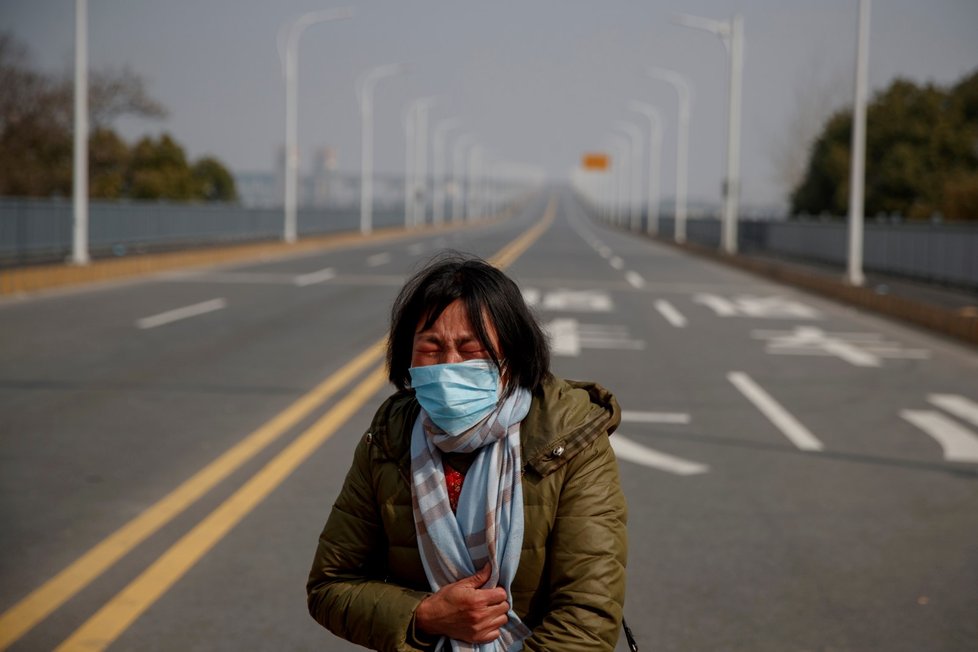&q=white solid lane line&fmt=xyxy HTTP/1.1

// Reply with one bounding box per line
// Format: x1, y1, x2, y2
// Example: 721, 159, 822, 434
611, 435, 709, 475
136, 298, 227, 330
900, 410, 978, 463
367, 252, 392, 267
609, 256, 624, 270
928, 394, 978, 428
621, 411, 690, 424
654, 300, 687, 328
293, 267, 336, 287
727, 371, 824, 451
625, 271, 646, 289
